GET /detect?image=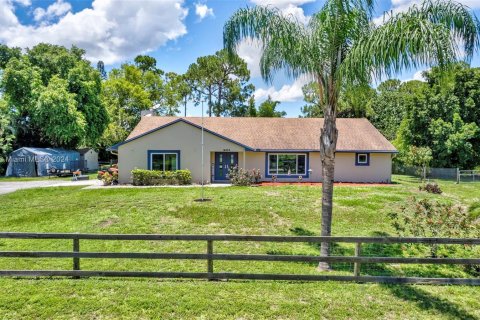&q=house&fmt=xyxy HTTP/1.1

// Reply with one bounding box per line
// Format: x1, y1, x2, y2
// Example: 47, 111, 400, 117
78, 148, 99, 171
110, 117, 397, 184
